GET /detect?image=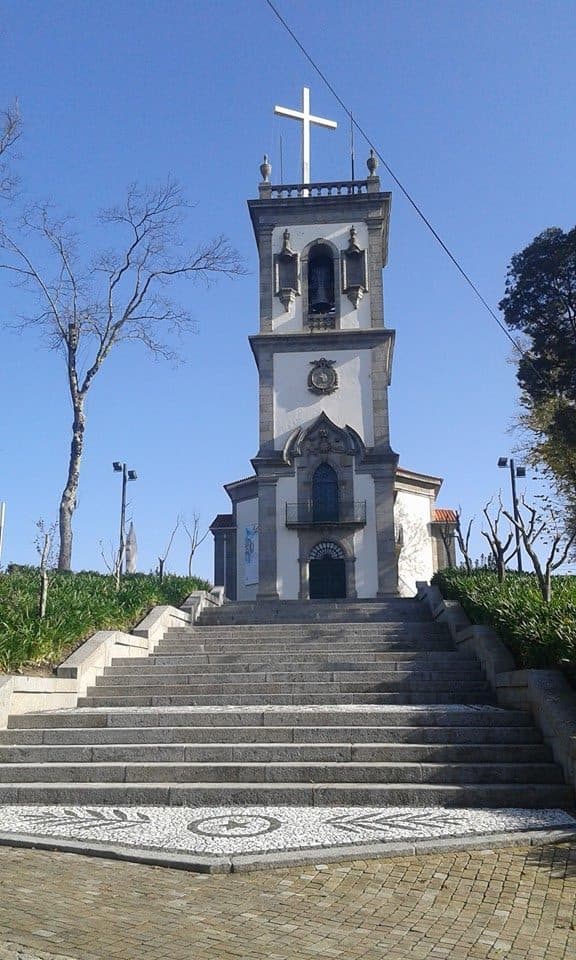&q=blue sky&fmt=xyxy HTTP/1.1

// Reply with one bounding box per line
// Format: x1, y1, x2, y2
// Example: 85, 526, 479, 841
1, 0, 575, 579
